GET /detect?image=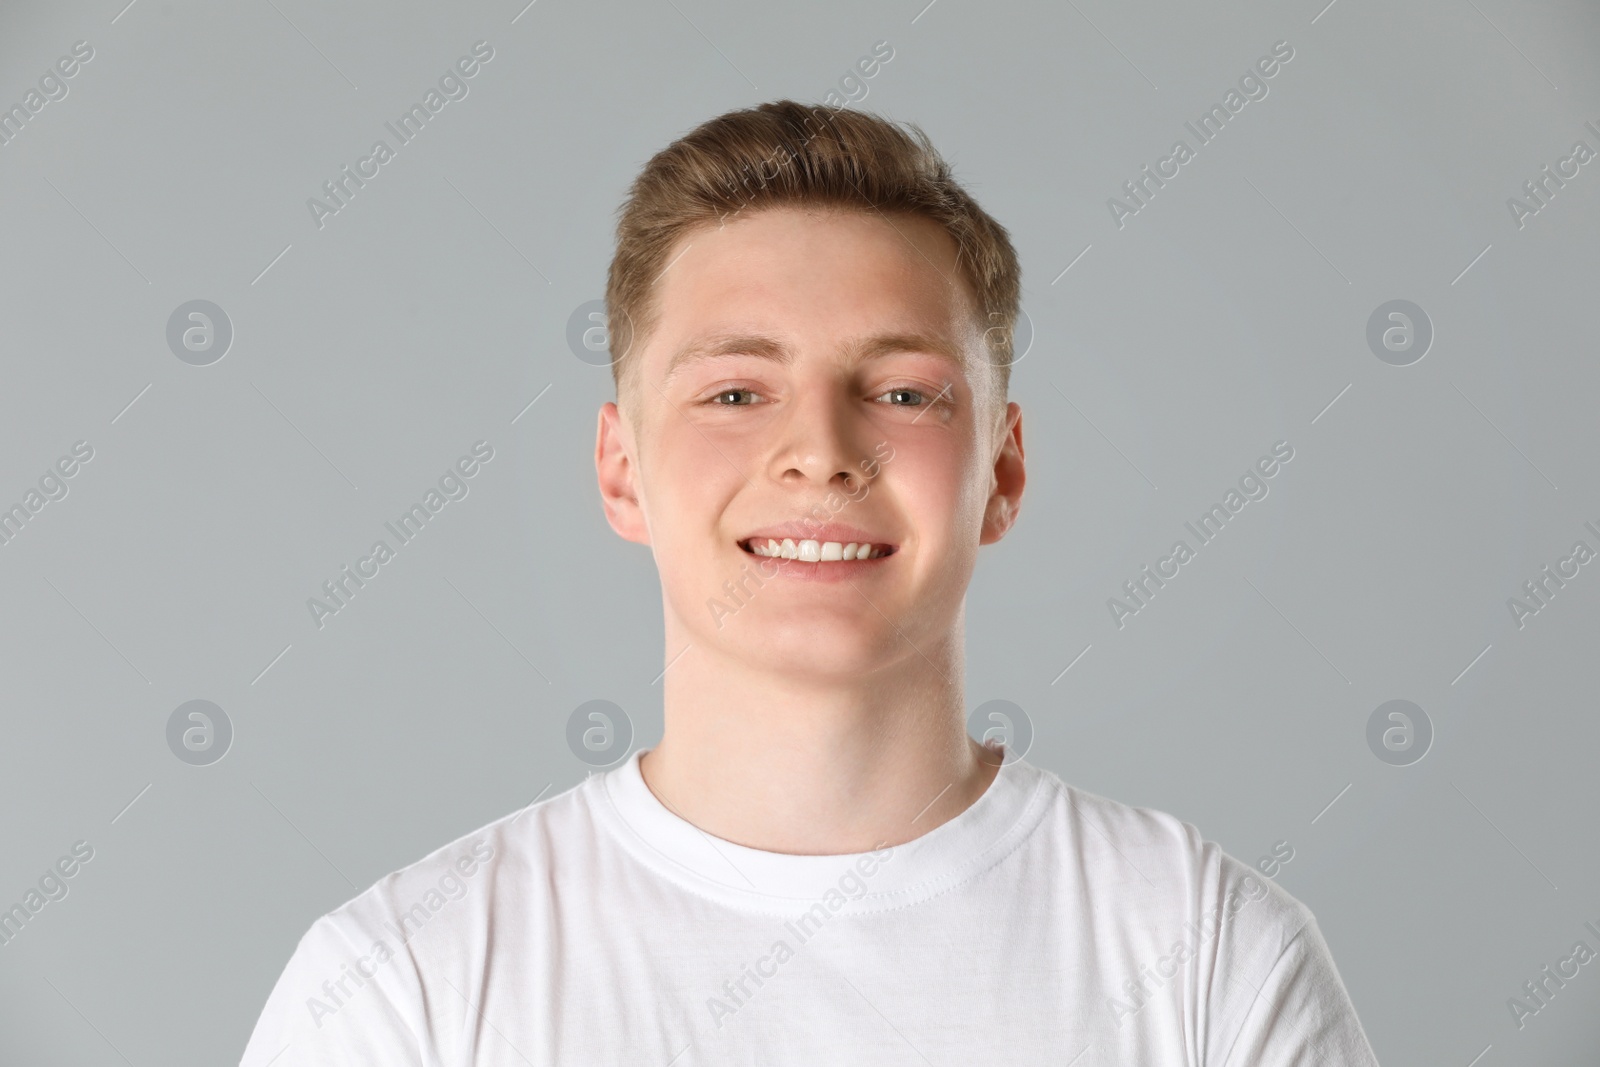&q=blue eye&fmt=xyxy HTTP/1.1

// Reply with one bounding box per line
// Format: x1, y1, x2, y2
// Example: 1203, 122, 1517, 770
880, 388, 925, 406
